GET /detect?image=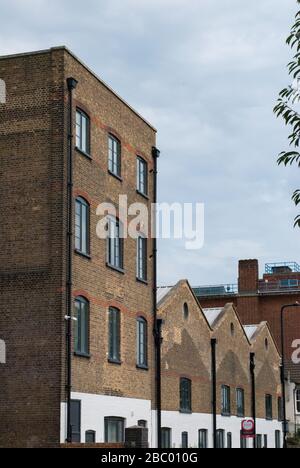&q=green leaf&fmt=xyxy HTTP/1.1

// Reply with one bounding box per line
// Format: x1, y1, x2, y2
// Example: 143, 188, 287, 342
294, 215, 300, 228
292, 190, 300, 205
